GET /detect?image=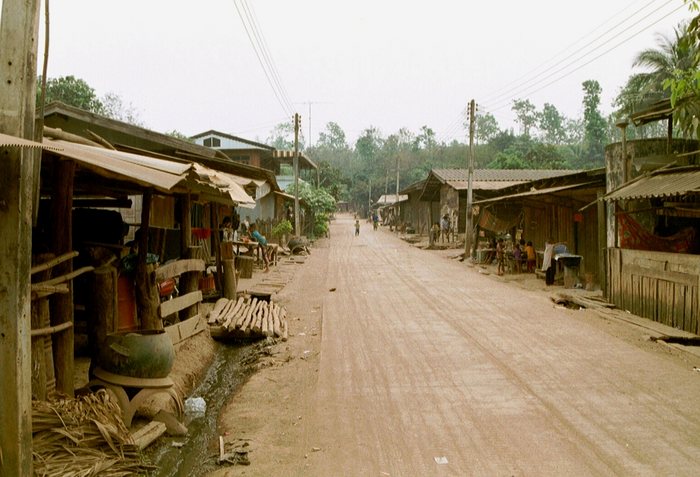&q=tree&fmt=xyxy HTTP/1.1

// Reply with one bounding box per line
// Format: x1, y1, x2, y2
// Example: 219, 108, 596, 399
512, 99, 538, 136
413, 125, 436, 150
316, 122, 348, 151
38, 75, 103, 112
267, 121, 301, 150
665, 3, 700, 138
37, 75, 144, 126
538, 103, 566, 144
581, 80, 607, 167
475, 112, 500, 144
101, 92, 144, 126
